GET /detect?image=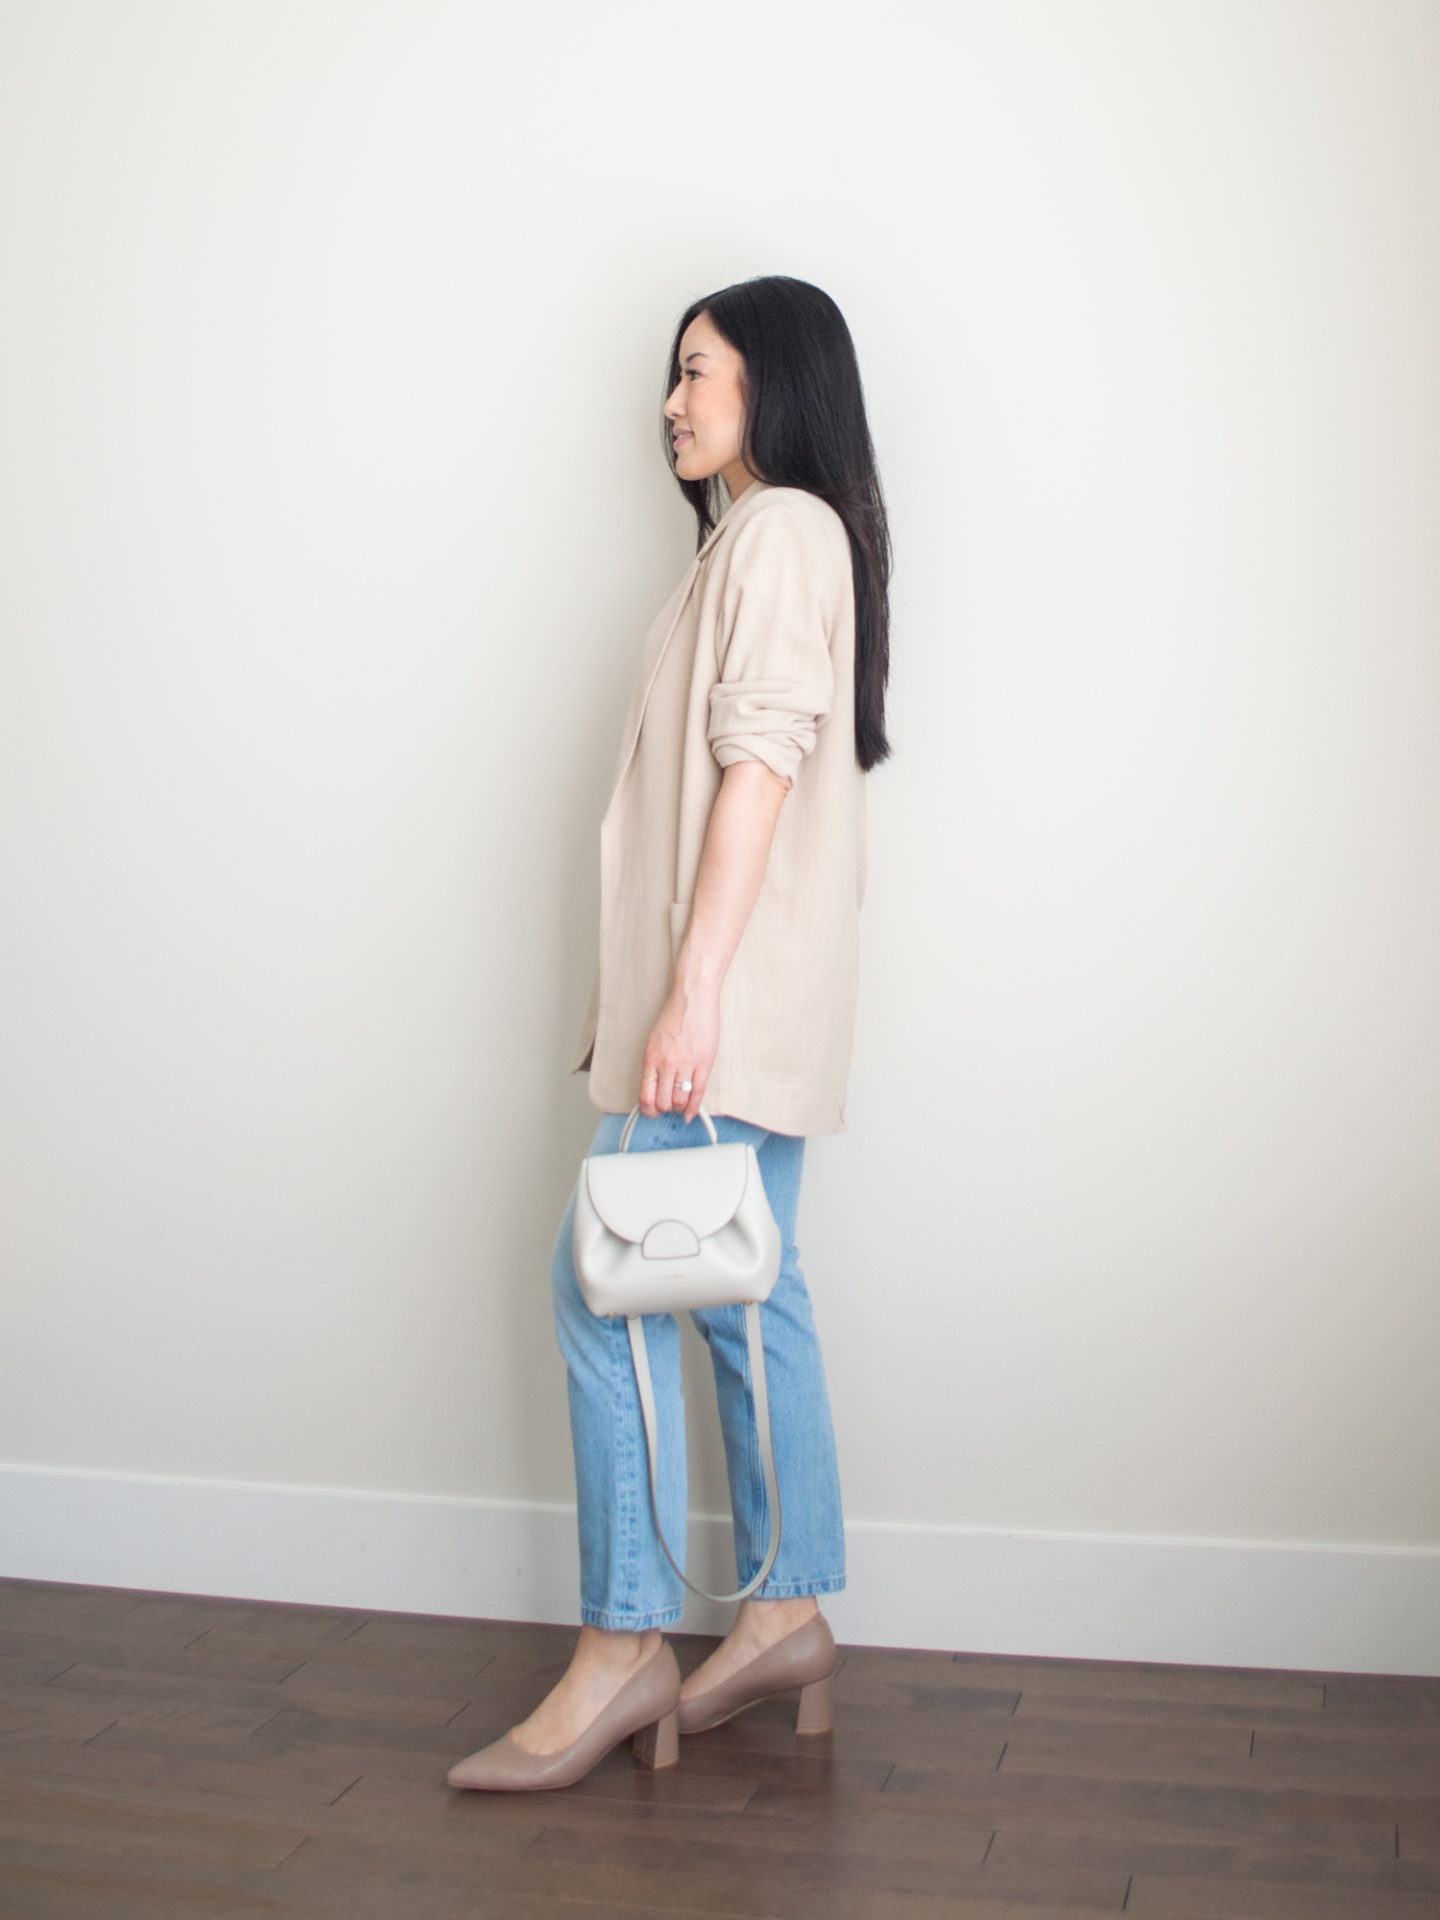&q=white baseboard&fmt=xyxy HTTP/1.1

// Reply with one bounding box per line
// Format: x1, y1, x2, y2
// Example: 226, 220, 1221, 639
3, 1462, 1438, 1676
